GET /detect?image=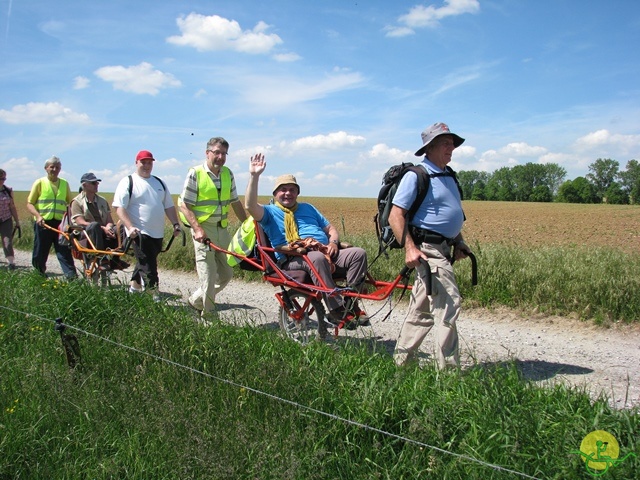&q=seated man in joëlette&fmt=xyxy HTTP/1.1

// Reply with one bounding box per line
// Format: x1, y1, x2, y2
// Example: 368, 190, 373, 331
71, 172, 128, 270
244, 153, 369, 325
